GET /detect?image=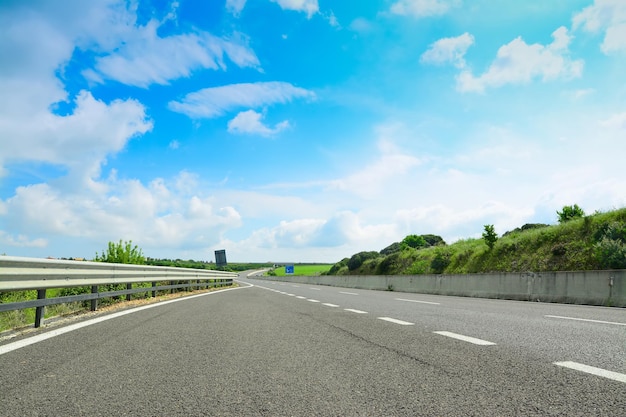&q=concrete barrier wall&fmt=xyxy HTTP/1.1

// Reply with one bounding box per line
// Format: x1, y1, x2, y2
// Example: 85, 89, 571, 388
258, 270, 626, 307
